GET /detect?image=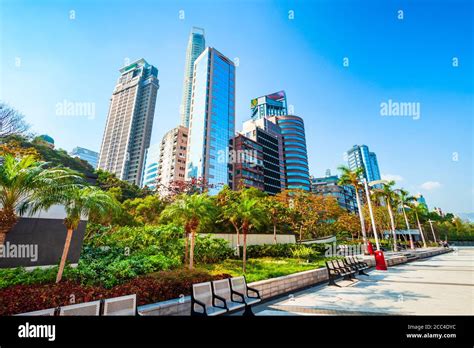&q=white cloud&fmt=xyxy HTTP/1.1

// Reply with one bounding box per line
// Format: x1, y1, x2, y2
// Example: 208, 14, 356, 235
381, 174, 403, 182
420, 181, 442, 190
